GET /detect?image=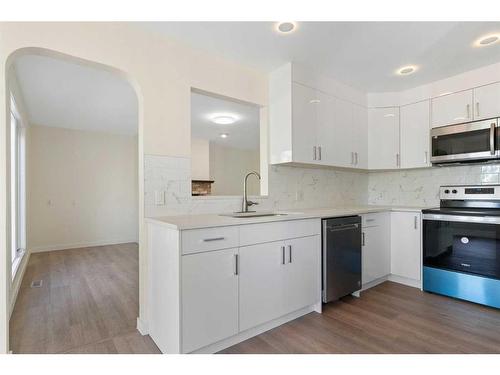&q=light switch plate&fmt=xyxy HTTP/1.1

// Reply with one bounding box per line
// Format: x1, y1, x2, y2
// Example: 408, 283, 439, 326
154, 190, 165, 206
